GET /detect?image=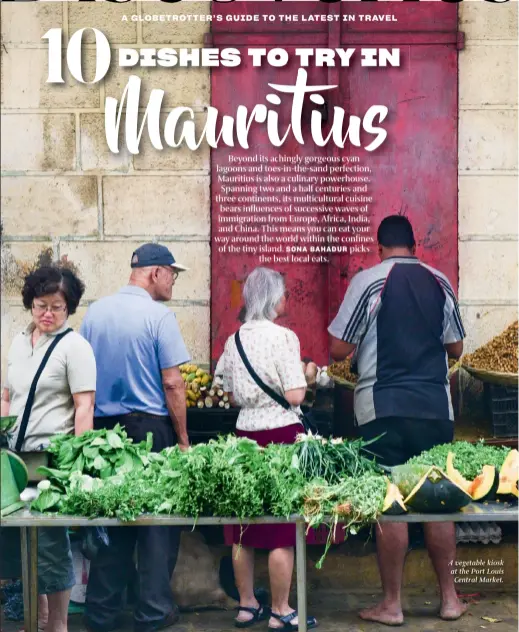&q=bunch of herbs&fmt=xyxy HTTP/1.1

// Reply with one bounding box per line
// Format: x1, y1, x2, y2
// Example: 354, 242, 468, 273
293, 432, 382, 484
299, 473, 387, 568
